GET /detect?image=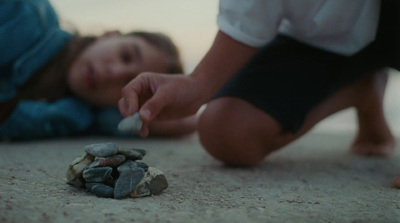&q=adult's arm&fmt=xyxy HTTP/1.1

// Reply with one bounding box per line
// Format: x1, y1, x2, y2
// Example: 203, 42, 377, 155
119, 31, 258, 137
